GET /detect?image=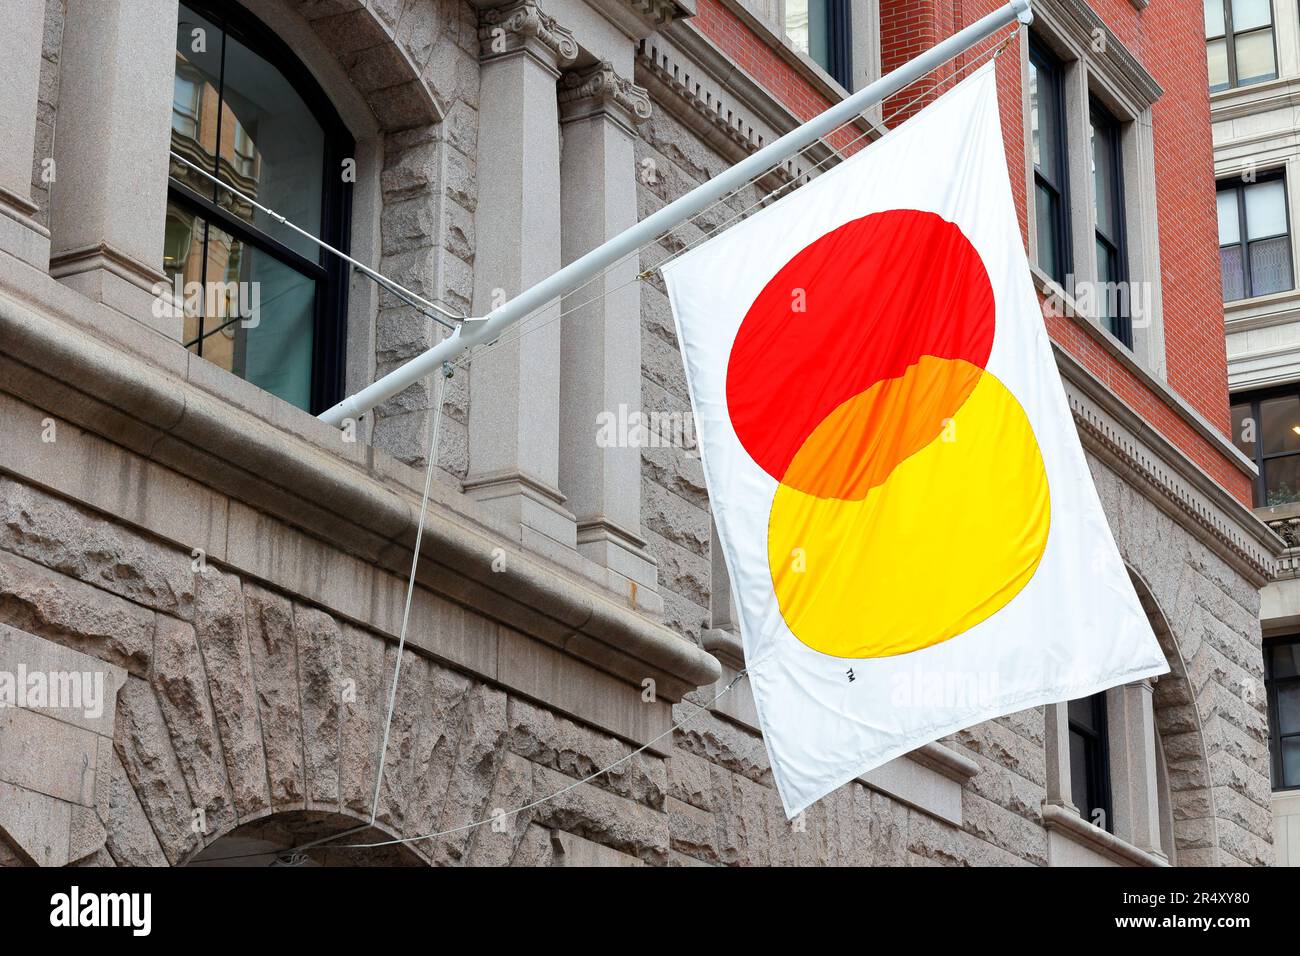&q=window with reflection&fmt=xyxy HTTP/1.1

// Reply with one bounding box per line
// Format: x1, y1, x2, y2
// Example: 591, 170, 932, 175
785, 0, 852, 89
1068, 693, 1113, 831
1229, 390, 1300, 505
167, 1, 352, 413
1029, 39, 1070, 285
1090, 101, 1129, 347
1217, 173, 1293, 302
1265, 636, 1300, 790
1205, 0, 1278, 92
